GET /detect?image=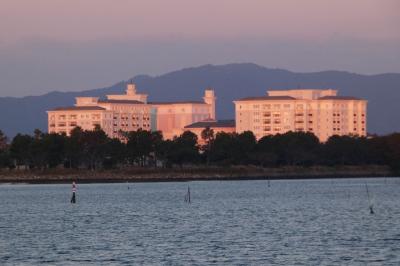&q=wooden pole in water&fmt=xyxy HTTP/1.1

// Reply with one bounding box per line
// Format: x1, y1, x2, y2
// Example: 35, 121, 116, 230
365, 183, 374, 214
